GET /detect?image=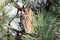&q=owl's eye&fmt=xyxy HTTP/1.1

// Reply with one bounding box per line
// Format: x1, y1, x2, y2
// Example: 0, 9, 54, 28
23, 9, 25, 12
